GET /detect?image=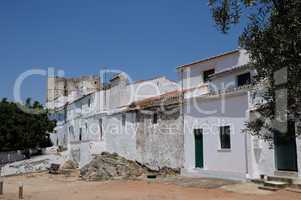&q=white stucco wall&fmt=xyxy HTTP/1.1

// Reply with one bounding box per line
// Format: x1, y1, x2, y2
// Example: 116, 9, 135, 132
178, 49, 250, 90
248, 137, 275, 178
79, 141, 105, 168
103, 77, 178, 110
50, 124, 68, 148
209, 69, 256, 92
183, 93, 250, 180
